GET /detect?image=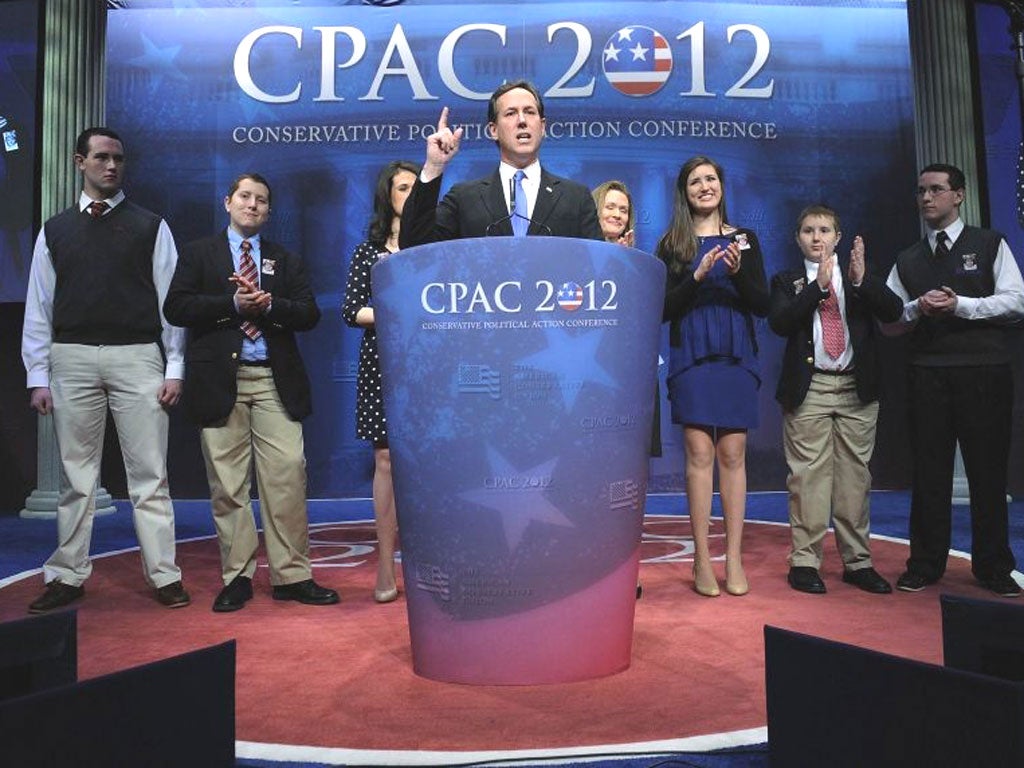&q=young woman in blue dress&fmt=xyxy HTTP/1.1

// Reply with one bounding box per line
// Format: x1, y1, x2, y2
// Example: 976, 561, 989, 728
656, 156, 770, 598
